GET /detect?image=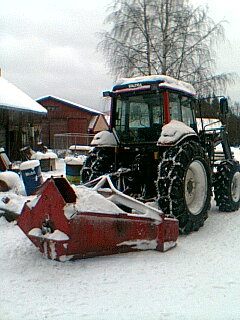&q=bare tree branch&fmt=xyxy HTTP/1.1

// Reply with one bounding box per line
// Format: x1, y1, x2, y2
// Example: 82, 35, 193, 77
98, 0, 235, 96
